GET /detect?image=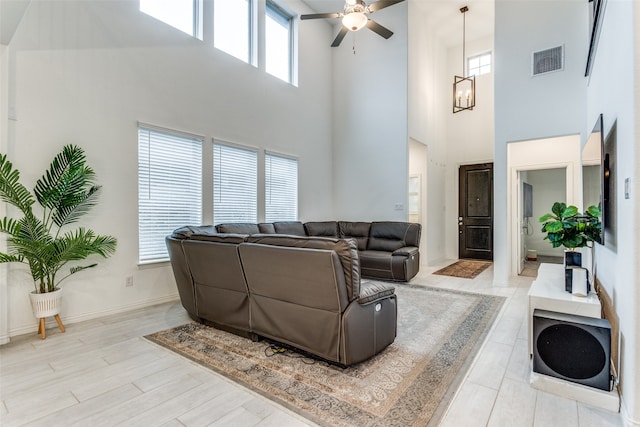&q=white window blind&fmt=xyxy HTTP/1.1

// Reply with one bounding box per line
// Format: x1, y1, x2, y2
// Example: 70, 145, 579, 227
138, 126, 202, 263
265, 152, 297, 222
213, 143, 257, 224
